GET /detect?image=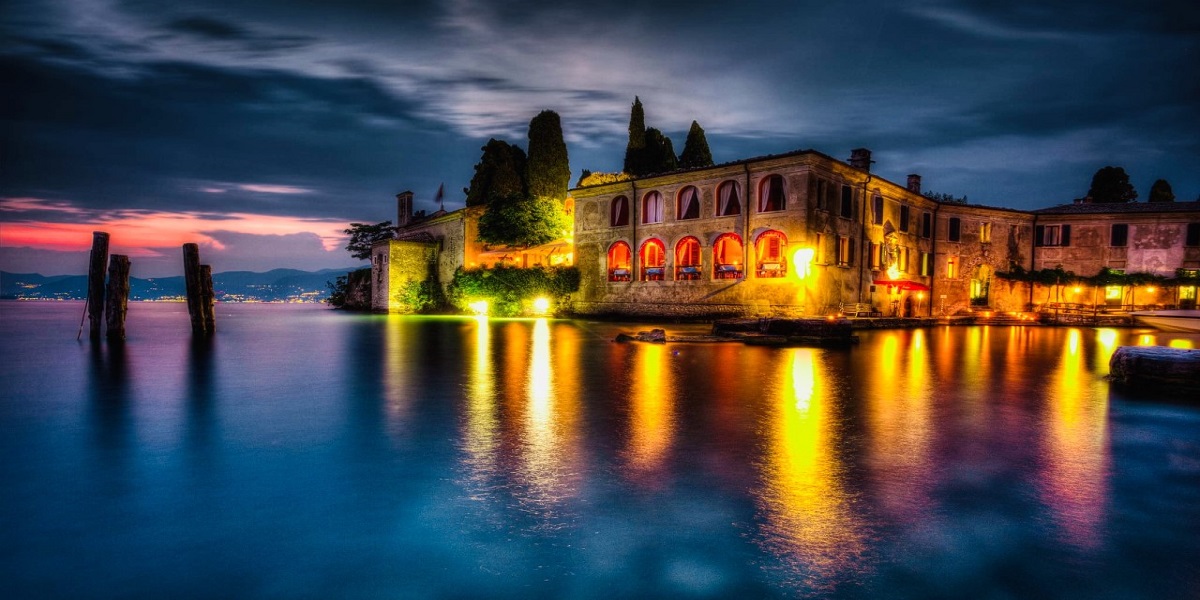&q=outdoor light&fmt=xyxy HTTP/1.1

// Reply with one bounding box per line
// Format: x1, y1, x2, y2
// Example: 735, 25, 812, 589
1073, 286, 1082, 294
469, 300, 489, 316
532, 297, 551, 315
792, 248, 815, 279
1147, 286, 1156, 293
